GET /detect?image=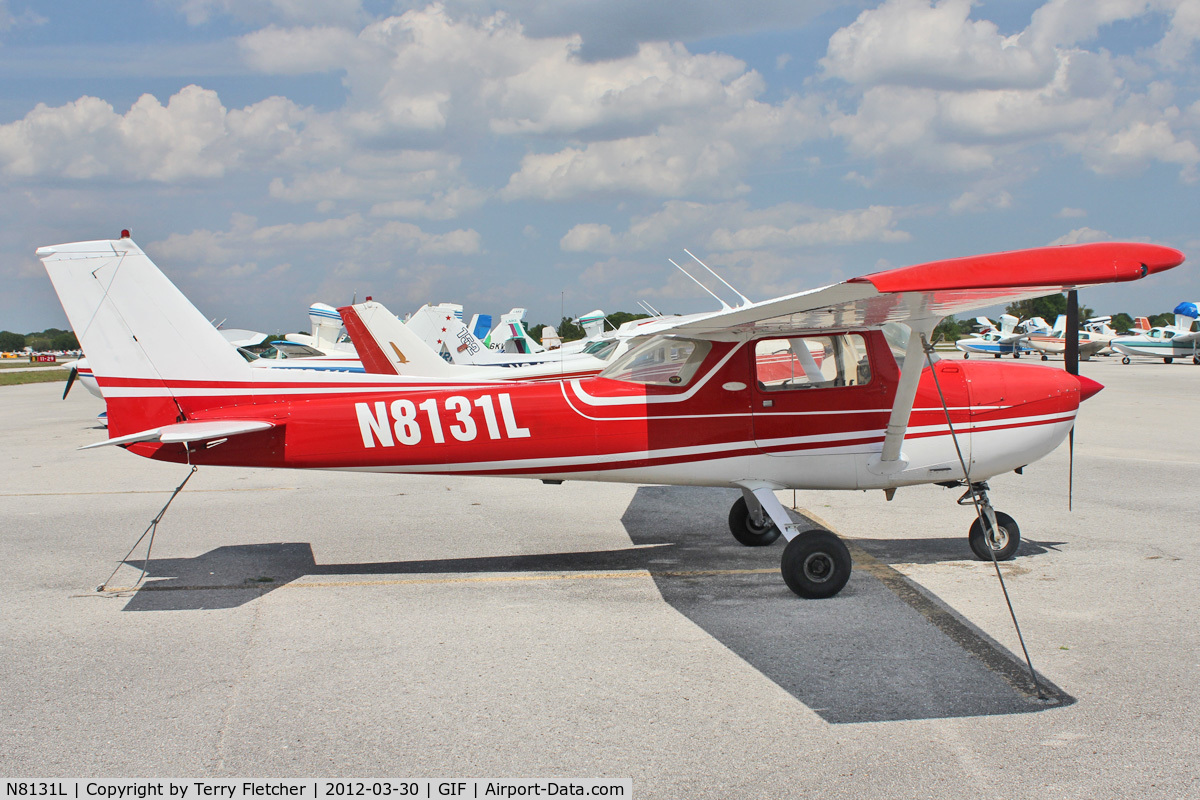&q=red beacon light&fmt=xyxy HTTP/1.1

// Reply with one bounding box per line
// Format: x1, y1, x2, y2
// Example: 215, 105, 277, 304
120, 229, 131, 239
365, 296, 372, 301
